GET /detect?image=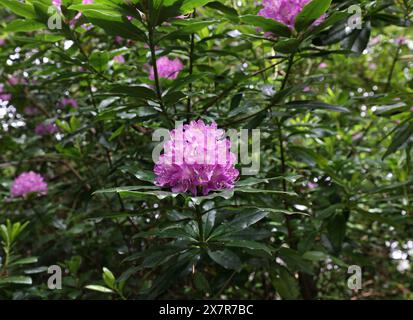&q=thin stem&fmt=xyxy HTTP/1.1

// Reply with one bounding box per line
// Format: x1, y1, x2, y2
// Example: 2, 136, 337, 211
385, 44, 401, 91
186, 10, 196, 121
147, 27, 172, 127
196, 205, 204, 242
